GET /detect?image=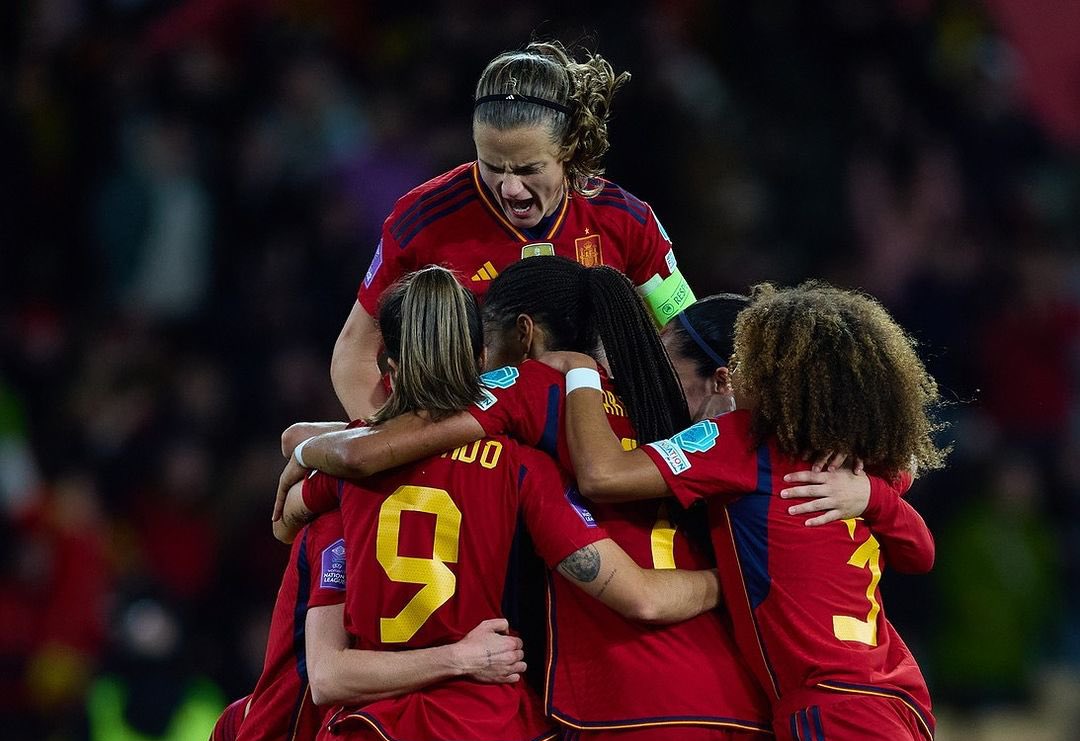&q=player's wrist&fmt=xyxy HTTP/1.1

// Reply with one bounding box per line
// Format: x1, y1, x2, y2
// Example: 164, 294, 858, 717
565, 367, 602, 395
293, 436, 316, 469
